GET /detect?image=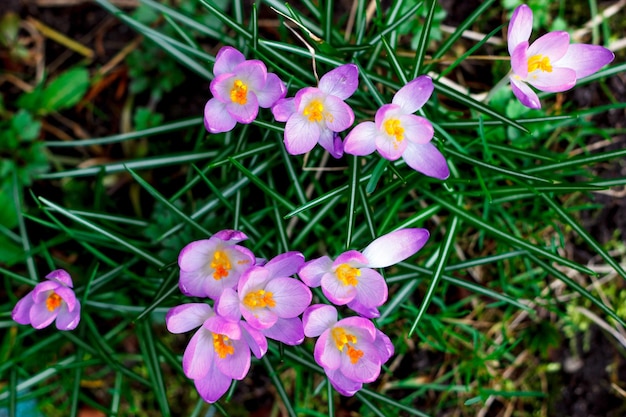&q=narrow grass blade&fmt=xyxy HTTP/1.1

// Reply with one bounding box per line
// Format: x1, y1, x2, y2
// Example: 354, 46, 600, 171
411, 0, 437, 78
